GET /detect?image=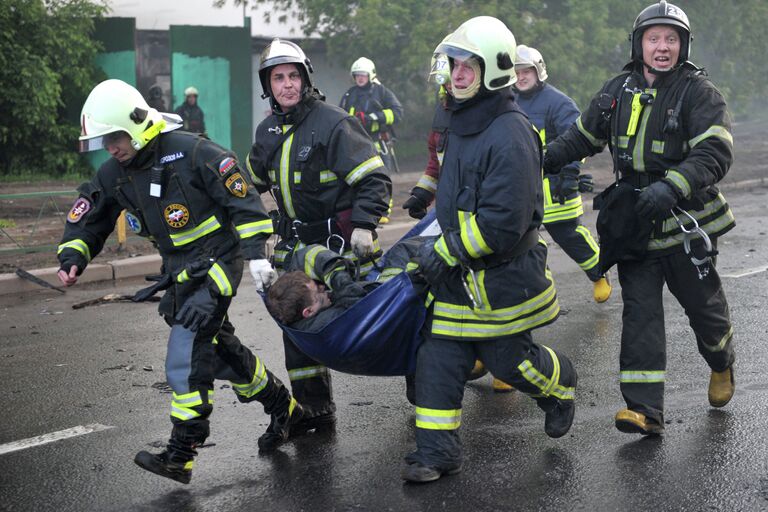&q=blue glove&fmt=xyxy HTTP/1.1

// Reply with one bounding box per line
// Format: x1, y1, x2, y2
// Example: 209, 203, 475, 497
175, 287, 217, 331
635, 181, 681, 219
